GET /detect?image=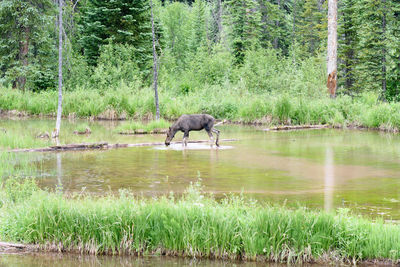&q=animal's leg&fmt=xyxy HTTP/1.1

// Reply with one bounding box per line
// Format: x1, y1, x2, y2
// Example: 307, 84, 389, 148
207, 130, 214, 146
183, 131, 189, 147
211, 128, 220, 147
